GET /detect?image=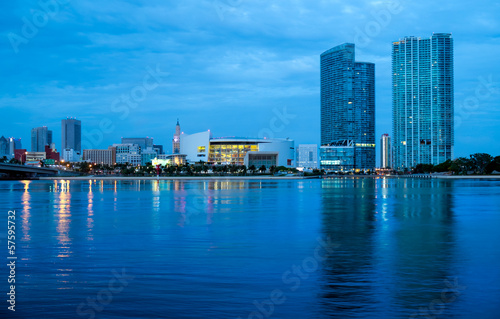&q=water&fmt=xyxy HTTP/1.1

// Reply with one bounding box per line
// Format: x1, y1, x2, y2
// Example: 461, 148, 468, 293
0, 178, 499, 319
